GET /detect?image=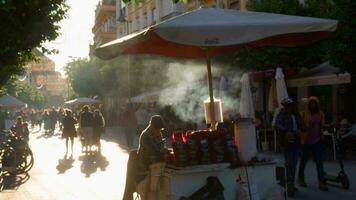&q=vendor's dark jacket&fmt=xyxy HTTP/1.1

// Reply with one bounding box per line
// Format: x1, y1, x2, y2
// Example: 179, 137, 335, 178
275, 108, 304, 148
137, 126, 164, 171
